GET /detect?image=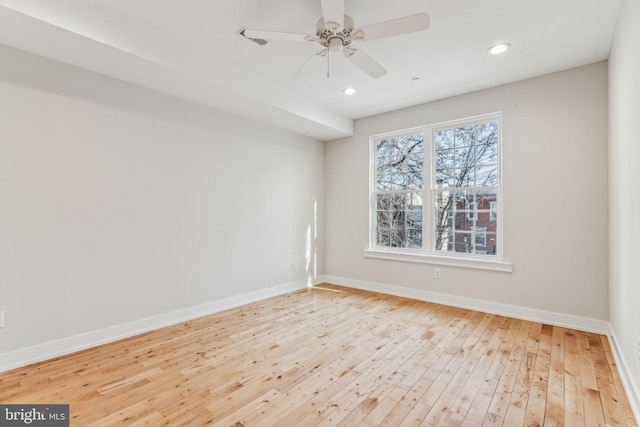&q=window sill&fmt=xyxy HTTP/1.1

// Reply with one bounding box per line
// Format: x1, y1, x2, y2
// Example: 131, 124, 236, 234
363, 249, 513, 272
